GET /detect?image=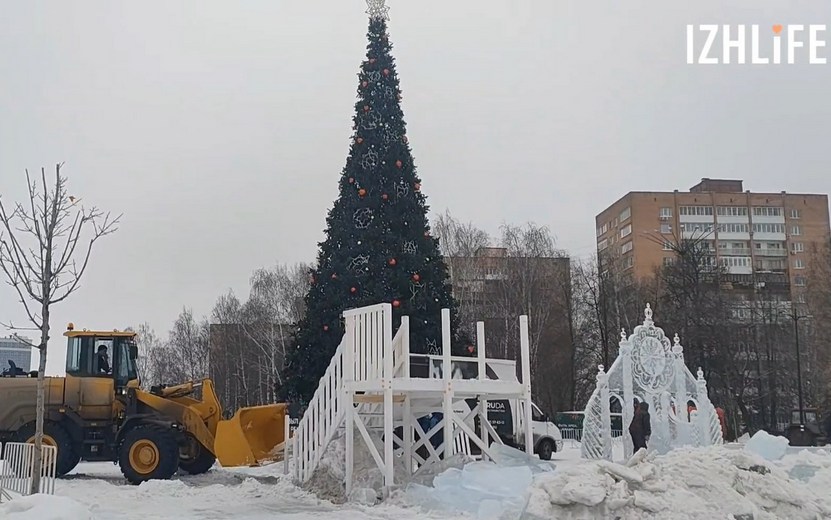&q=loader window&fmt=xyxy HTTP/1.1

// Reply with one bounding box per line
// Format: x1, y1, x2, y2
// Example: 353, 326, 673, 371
66, 337, 82, 372
114, 339, 138, 385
